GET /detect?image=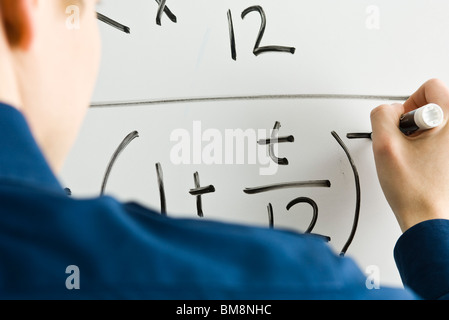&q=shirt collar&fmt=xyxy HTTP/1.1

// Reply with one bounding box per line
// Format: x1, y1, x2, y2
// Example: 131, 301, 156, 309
0, 102, 65, 194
